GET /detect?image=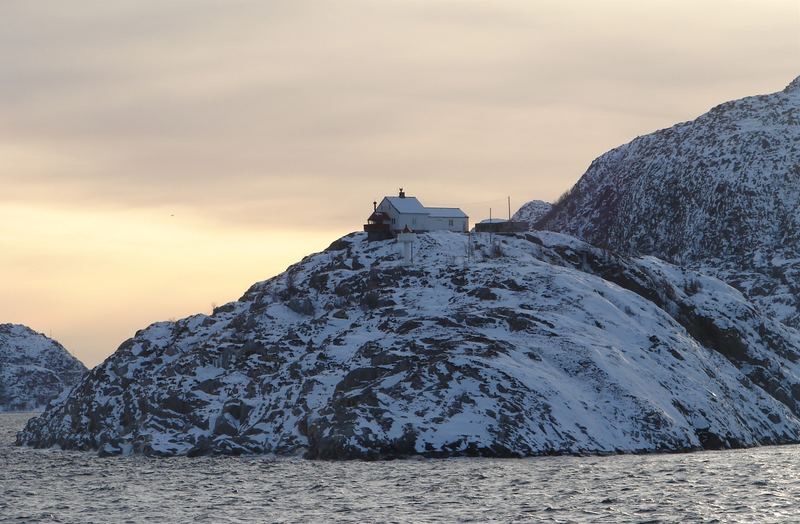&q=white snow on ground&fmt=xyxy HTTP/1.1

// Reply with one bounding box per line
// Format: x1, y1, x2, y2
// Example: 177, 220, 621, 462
536, 75, 800, 329
17, 230, 800, 457
0, 324, 86, 412
511, 200, 552, 228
